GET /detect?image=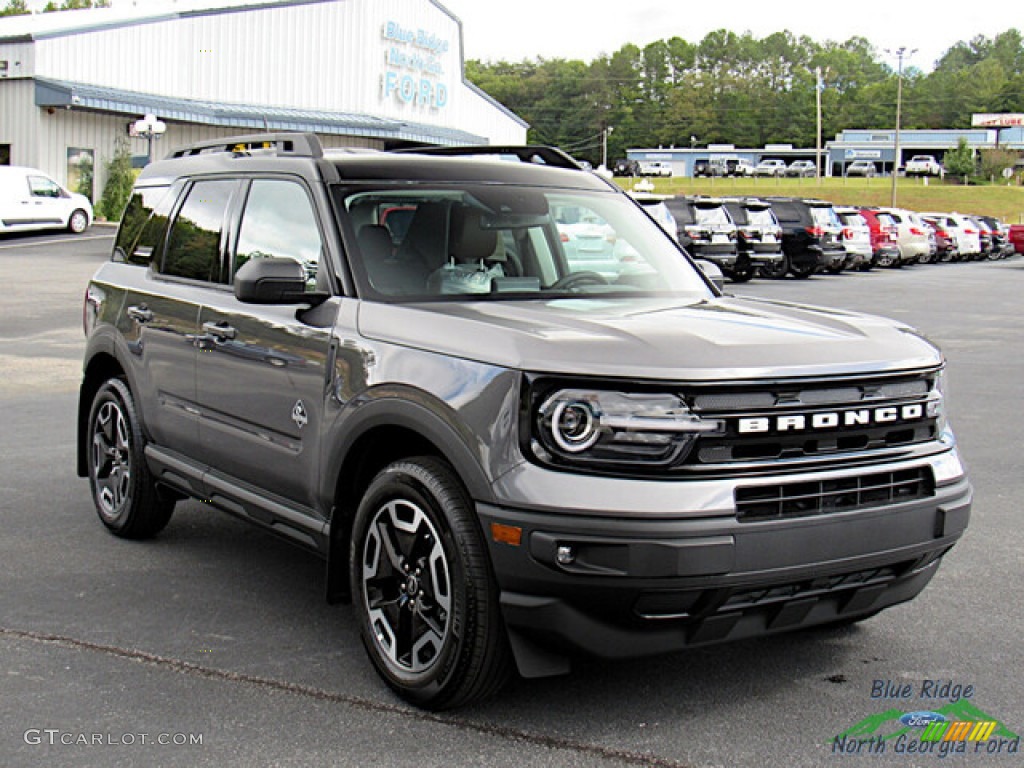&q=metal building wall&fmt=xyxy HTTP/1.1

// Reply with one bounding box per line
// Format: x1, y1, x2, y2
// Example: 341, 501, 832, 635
0, 79, 40, 167
27, 0, 524, 144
